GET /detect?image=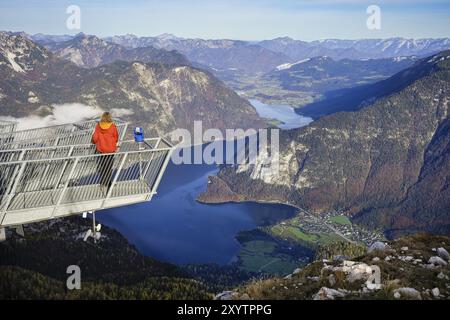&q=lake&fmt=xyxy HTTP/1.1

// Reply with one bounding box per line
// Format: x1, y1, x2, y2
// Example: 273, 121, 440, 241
249, 99, 313, 129
98, 160, 296, 265
98, 100, 312, 266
